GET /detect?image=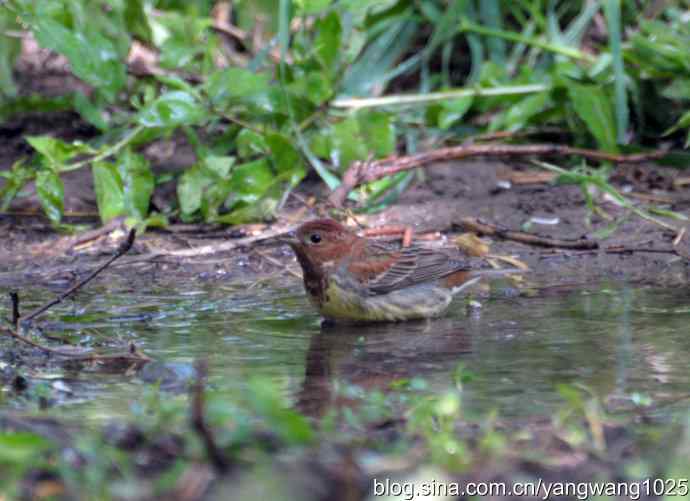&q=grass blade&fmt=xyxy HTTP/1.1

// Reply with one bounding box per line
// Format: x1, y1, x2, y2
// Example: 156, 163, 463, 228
603, 0, 629, 145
